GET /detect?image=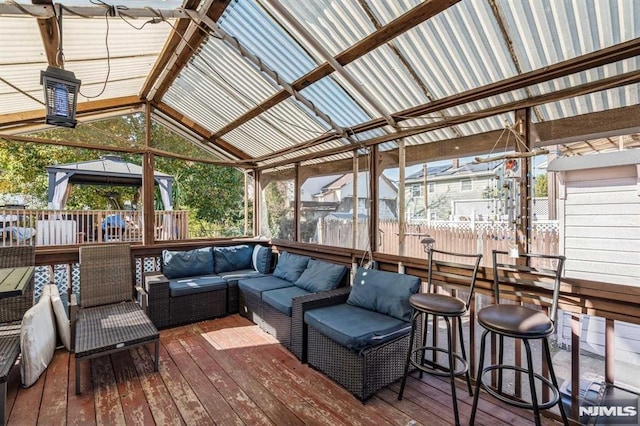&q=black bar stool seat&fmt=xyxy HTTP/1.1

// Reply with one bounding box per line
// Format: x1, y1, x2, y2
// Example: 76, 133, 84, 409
478, 304, 554, 338
410, 293, 466, 316
398, 249, 482, 426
